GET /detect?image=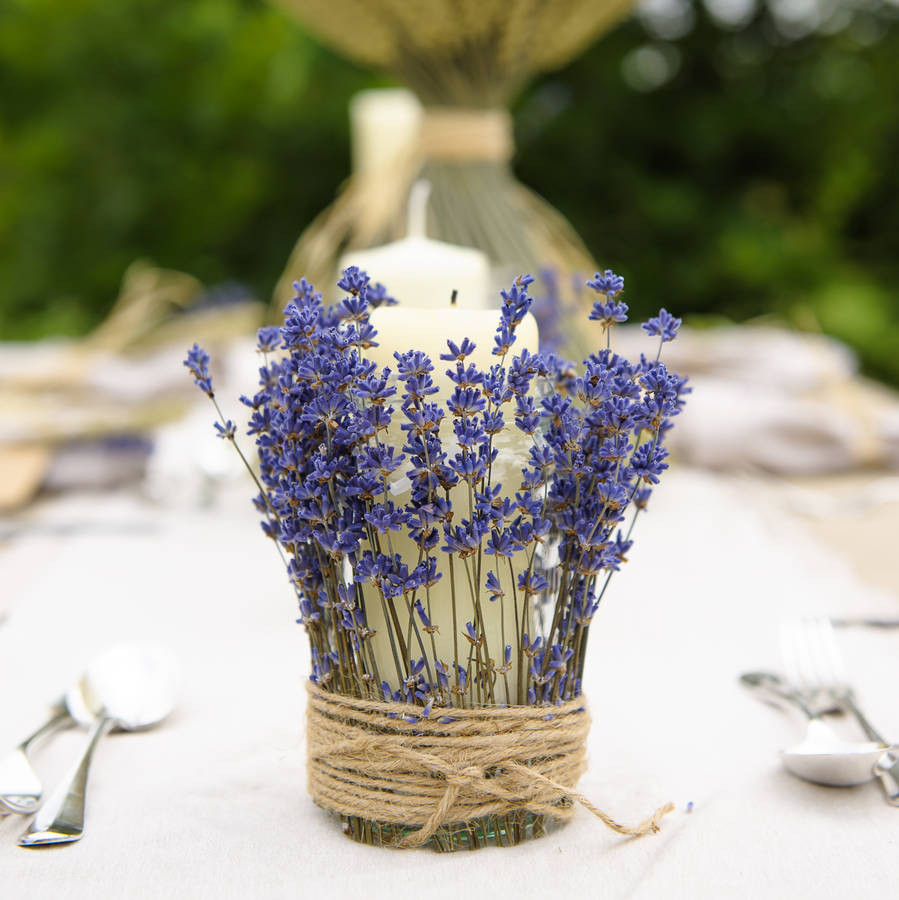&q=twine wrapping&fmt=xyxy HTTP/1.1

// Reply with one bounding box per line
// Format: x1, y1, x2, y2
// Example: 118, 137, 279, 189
306, 684, 674, 849
419, 108, 514, 163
